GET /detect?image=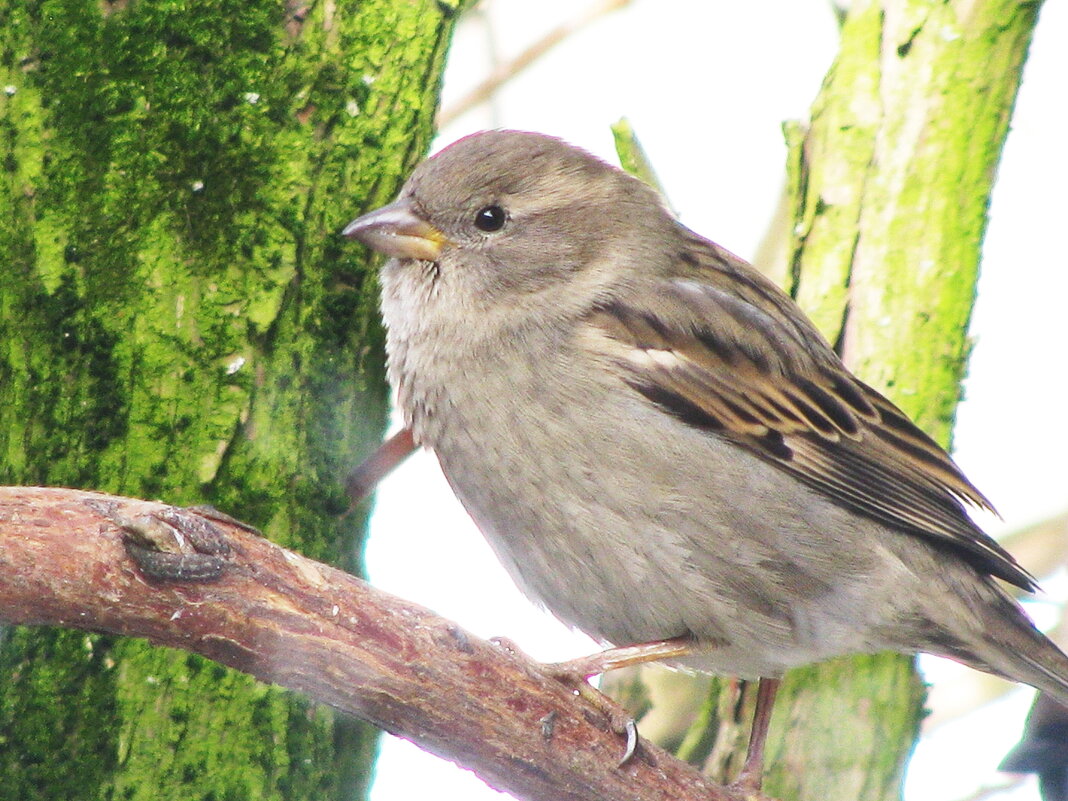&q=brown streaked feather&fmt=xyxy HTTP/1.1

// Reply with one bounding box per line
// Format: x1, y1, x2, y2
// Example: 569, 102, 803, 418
583, 231, 1033, 591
